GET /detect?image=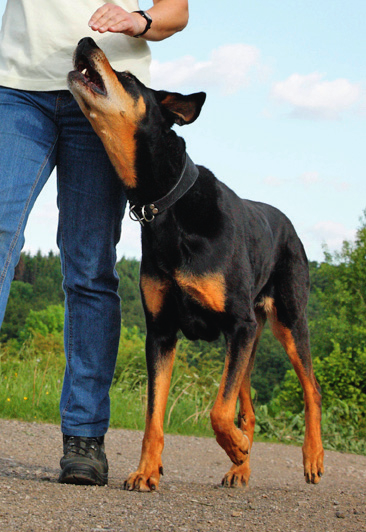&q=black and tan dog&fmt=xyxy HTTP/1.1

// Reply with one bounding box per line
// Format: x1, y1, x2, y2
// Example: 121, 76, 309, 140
68, 37, 324, 491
